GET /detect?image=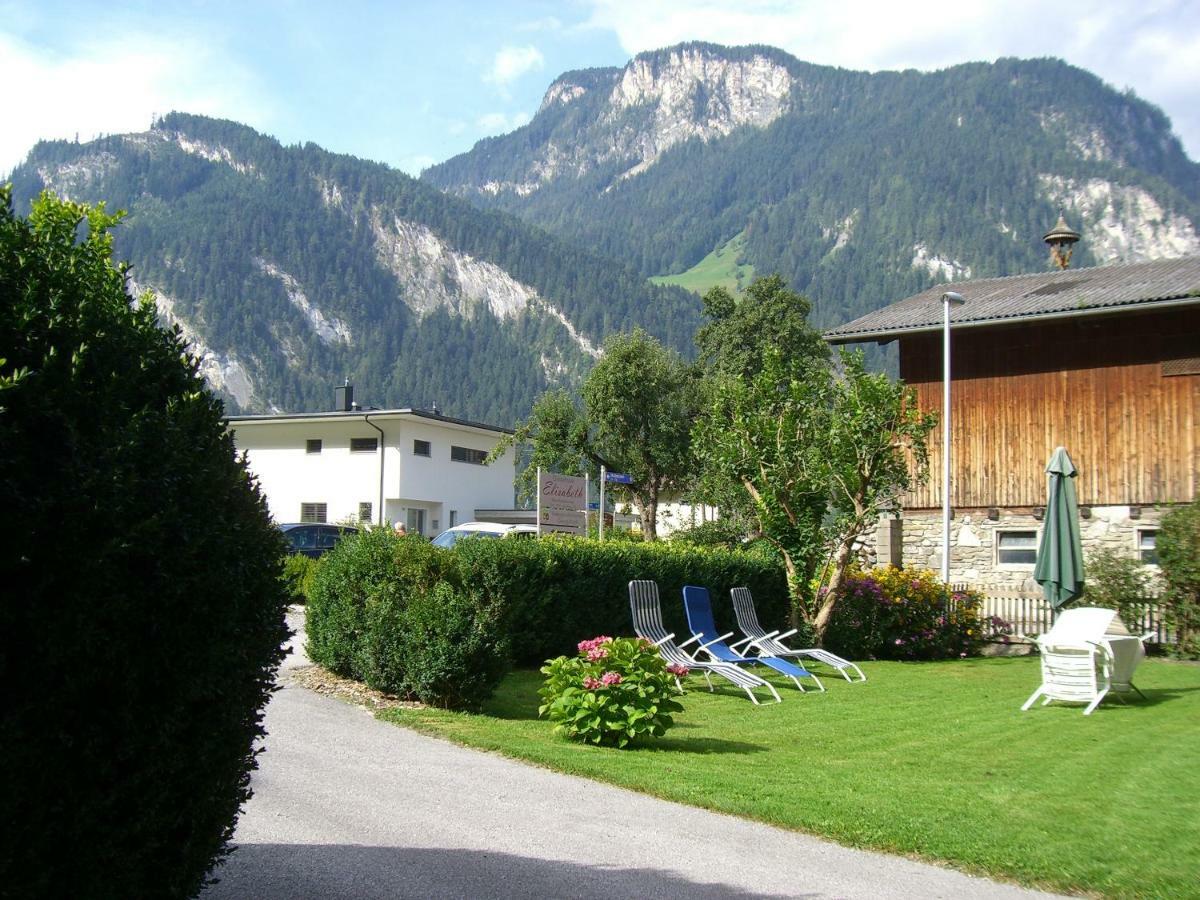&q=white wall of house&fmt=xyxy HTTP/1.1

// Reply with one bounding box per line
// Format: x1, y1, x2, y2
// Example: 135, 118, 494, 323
227, 412, 516, 537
